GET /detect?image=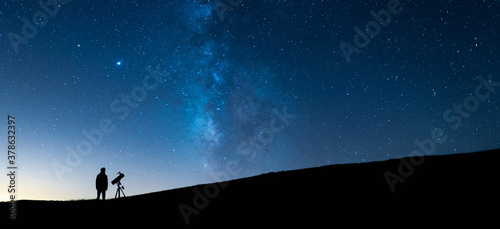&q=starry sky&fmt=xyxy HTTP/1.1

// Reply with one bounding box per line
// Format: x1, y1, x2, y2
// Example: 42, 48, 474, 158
0, 0, 499, 200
